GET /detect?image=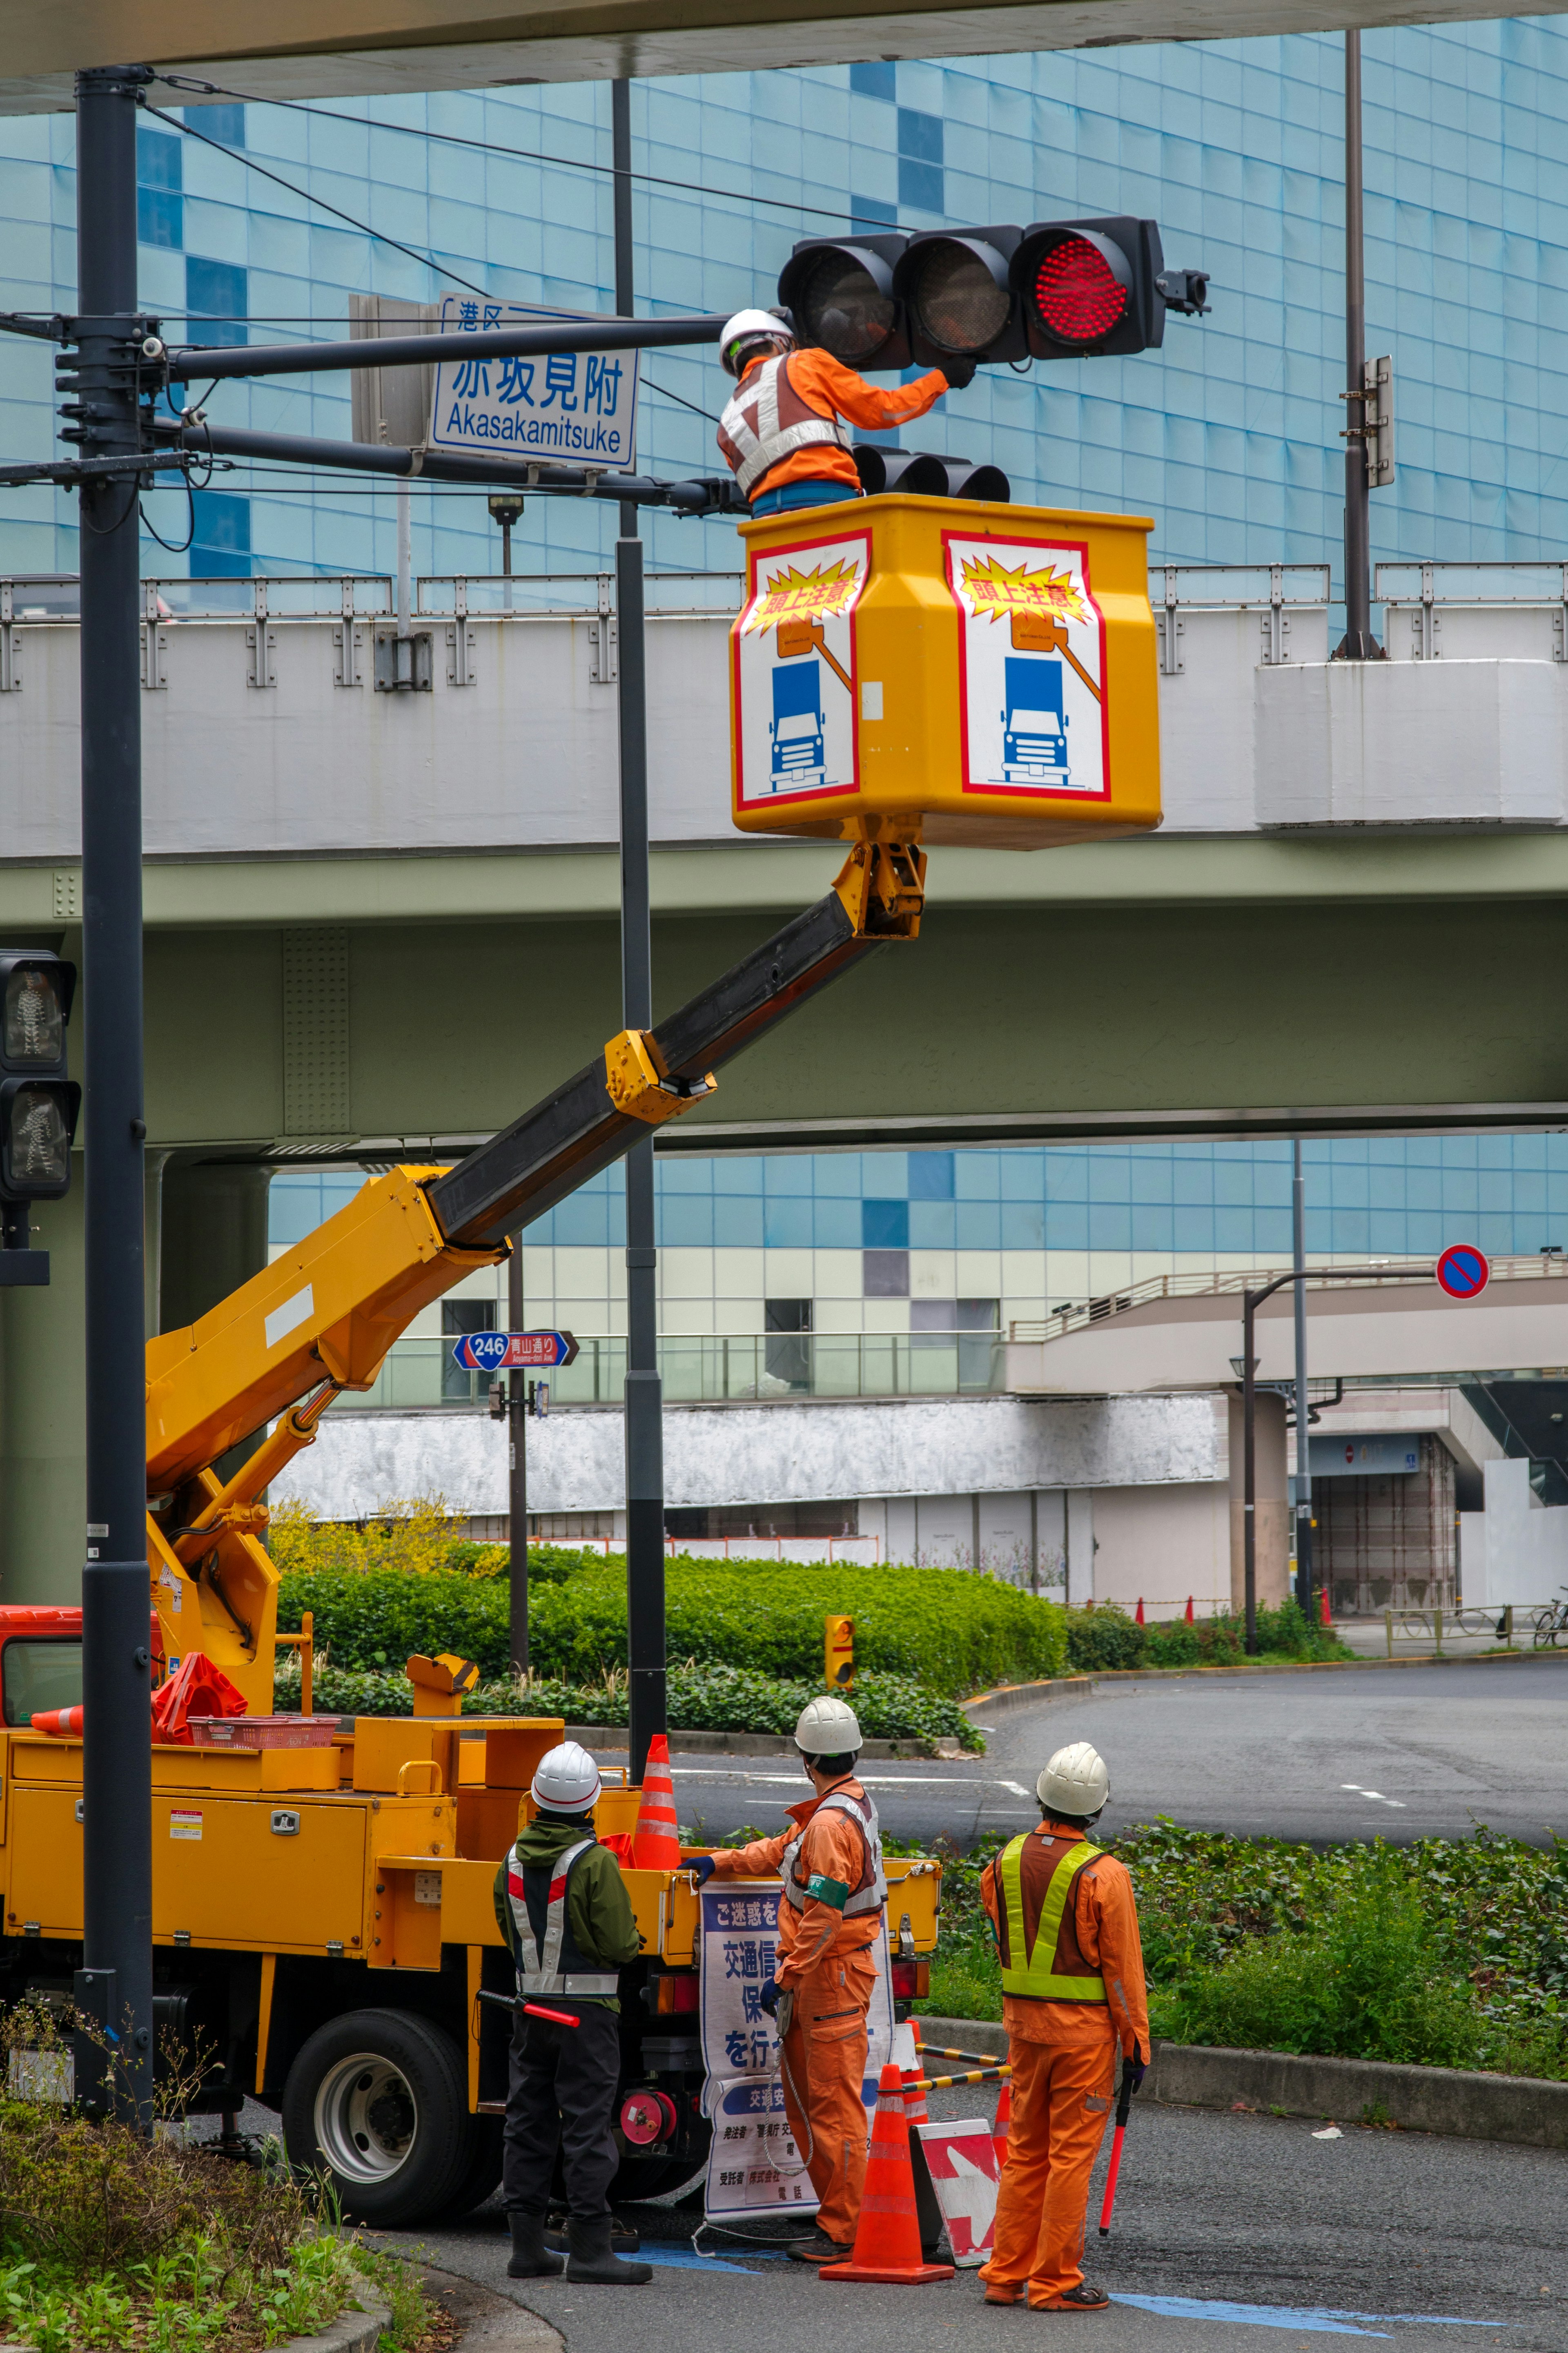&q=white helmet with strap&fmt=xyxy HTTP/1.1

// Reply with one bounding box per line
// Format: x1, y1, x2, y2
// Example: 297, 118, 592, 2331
1037, 1740, 1109, 1820
795, 1693, 862, 1758
720, 306, 796, 377
531, 1739, 601, 1813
